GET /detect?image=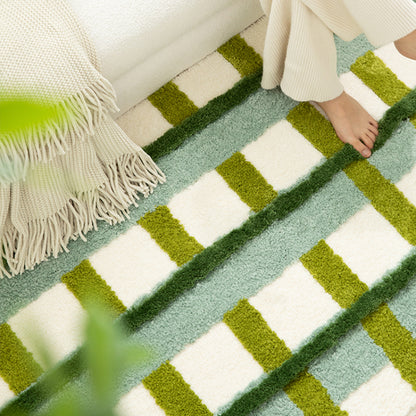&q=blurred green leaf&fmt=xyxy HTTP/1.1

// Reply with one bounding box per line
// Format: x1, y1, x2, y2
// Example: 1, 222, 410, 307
15, 301, 151, 416
42, 392, 83, 416
85, 304, 120, 413
119, 343, 149, 372
0, 99, 58, 135
85, 303, 151, 415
